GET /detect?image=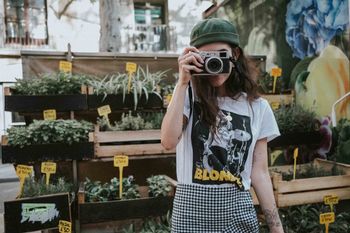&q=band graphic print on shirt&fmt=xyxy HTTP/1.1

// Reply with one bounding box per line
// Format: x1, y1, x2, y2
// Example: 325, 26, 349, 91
191, 102, 252, 189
